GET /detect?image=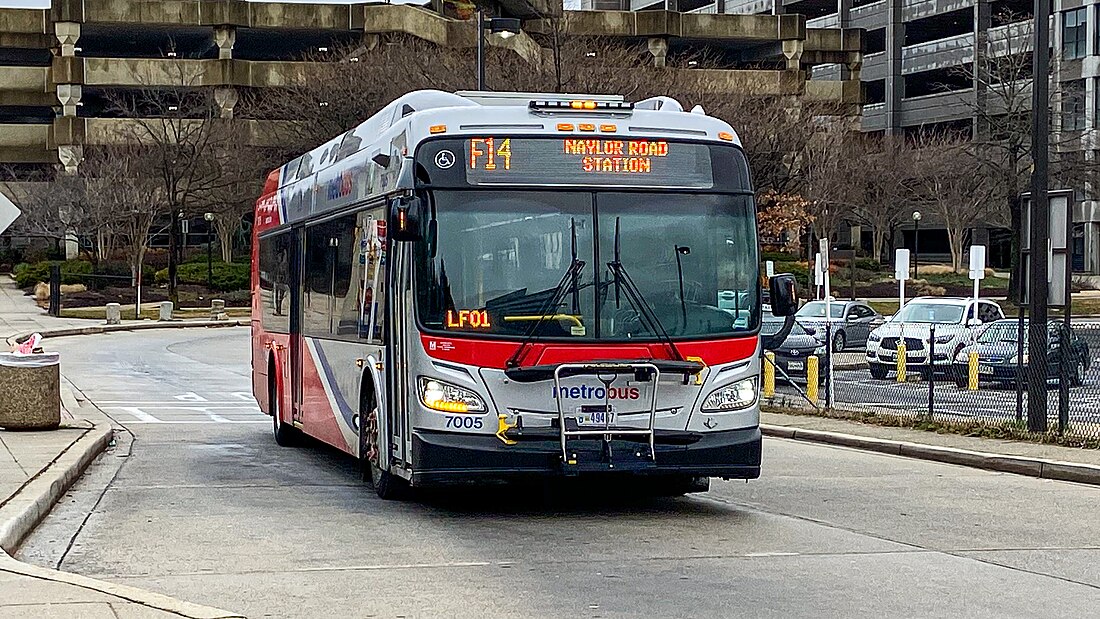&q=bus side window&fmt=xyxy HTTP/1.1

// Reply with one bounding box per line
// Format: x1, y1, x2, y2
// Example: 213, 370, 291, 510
303, 223, 335, 336
259, 231, 291, 333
